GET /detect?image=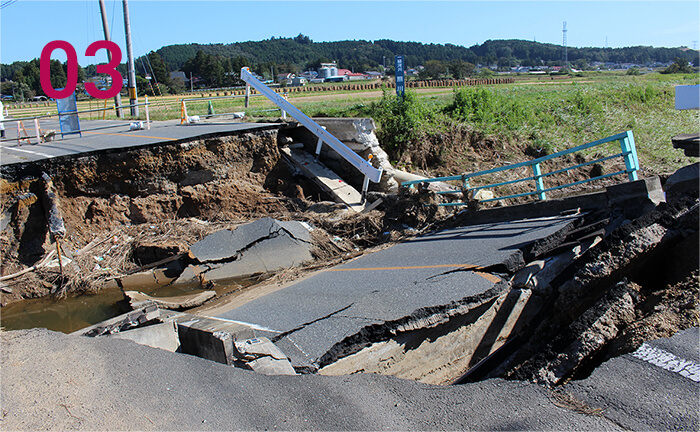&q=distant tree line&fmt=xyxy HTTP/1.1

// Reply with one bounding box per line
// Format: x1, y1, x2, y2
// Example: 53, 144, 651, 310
2, 36, 698, 98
